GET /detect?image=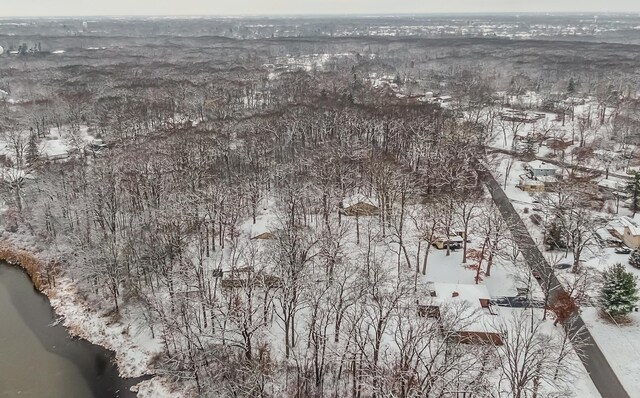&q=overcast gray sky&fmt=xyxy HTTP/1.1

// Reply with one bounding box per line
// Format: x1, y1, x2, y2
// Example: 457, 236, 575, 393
4, 0, 640, 17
